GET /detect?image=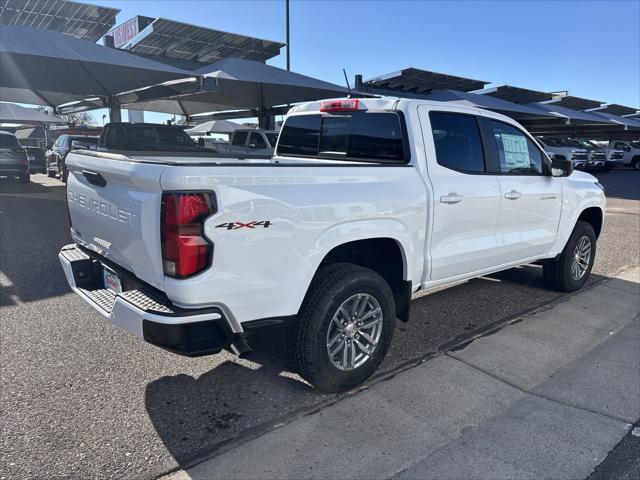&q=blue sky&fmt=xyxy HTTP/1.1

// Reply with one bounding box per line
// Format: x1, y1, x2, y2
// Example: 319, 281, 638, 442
83, 0, 639, 123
